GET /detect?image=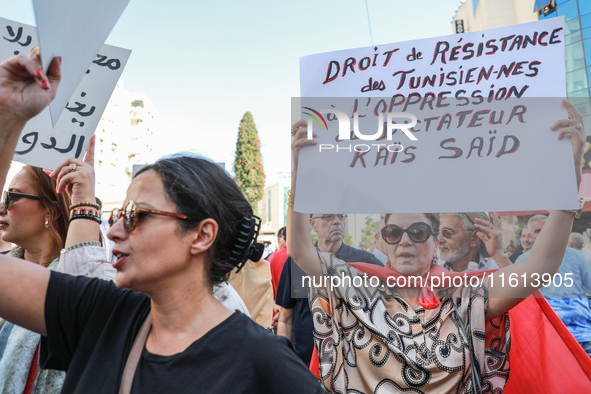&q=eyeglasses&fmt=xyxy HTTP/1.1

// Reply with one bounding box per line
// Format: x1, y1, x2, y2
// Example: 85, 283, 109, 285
109, 200, 188, 233
381, 222, 435, 245
1, 191, 44, 210
311, 214, 348, 221
440, 227, 475, 239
